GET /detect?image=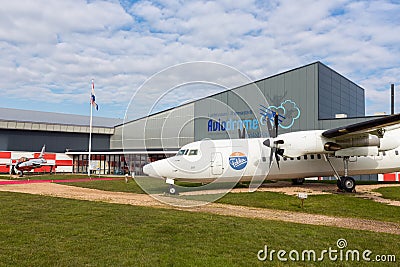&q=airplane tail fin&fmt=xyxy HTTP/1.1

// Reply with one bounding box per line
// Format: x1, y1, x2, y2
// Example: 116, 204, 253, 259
39, 145, 46, 158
